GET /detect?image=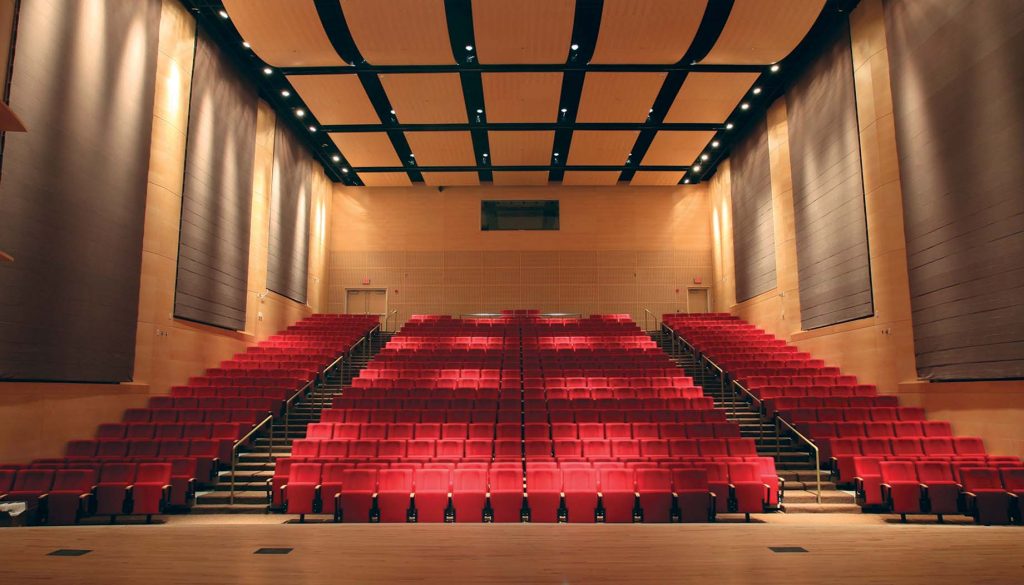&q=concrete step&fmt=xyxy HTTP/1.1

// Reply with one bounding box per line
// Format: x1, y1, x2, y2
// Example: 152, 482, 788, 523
194, 492, 268, 506
782, 502, 862, 514
189, 504, 269, 514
